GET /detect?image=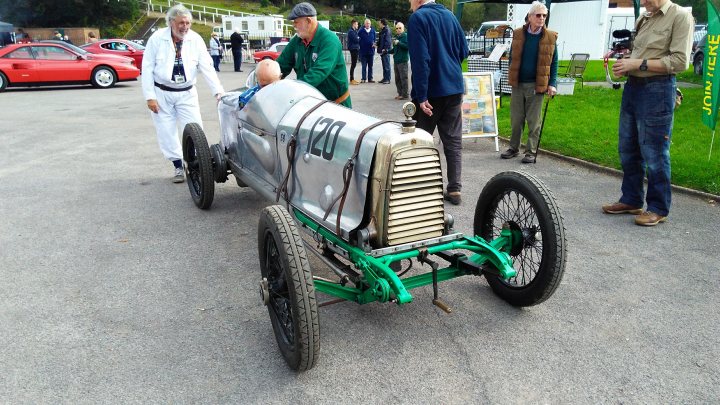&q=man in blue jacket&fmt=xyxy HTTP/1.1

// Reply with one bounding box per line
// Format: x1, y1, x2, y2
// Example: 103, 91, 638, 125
347, 19, 360, 85
408, 0, 469, 205
378, 18, 392, 84
358, 18, 376, 83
